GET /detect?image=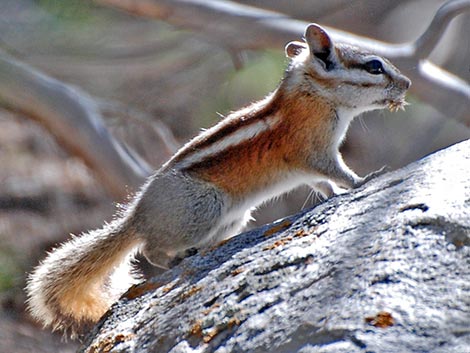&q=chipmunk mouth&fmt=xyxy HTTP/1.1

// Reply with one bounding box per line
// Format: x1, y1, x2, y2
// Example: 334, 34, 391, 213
377, 98, 408, 112
387, 98, 409, 112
